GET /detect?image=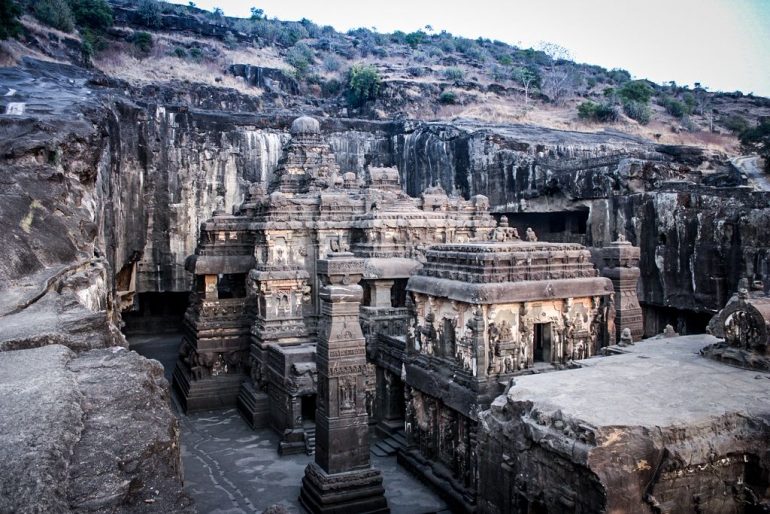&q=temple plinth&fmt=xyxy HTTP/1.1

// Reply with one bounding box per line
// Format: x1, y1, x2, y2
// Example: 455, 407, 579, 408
299, 250, 389, 514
